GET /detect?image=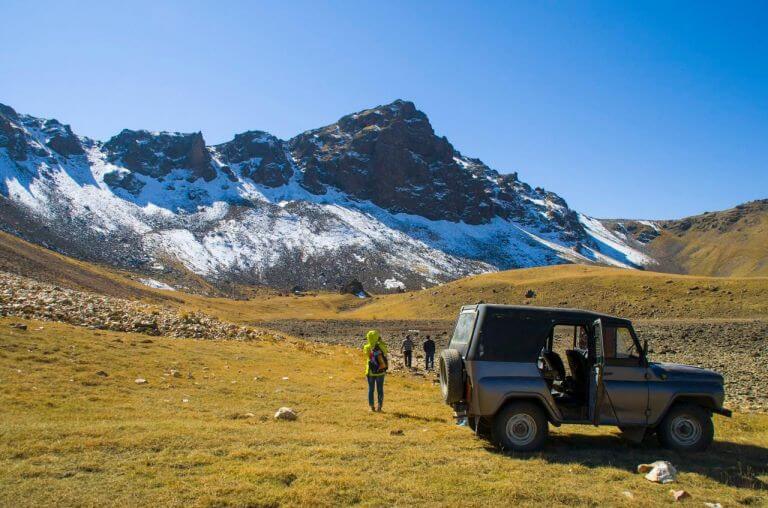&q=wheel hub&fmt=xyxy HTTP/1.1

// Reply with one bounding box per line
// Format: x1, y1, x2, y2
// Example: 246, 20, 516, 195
505, 414, 536, 446
670, 415, 702, 446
